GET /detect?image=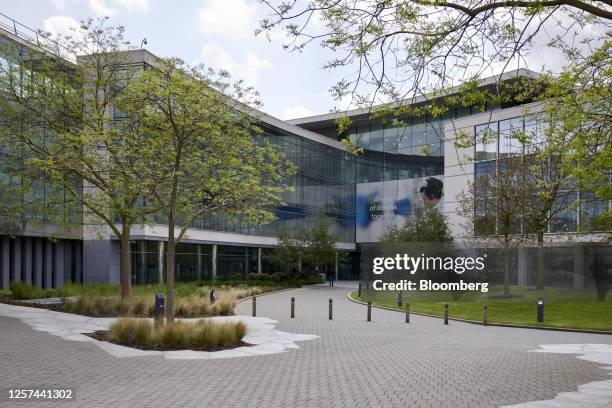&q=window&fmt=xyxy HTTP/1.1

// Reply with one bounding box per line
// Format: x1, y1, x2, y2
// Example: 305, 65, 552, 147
499, 117, 523, 157
475, 123, 497, 161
